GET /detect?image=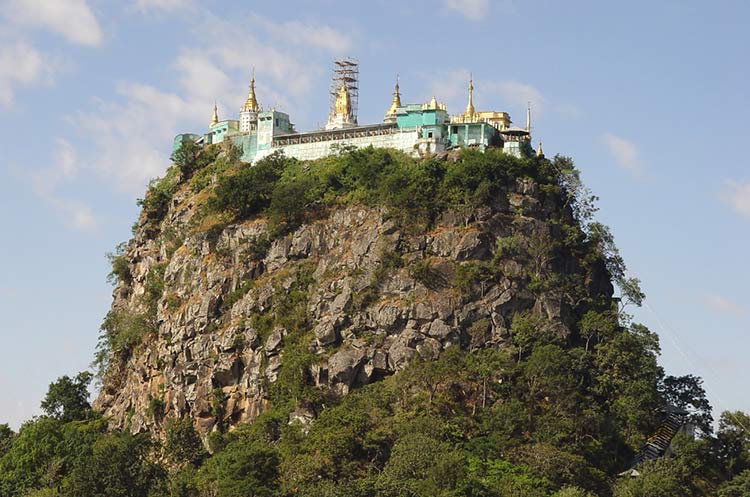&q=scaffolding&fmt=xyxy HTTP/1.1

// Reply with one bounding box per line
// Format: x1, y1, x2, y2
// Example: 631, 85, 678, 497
328, 58, 359, 124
